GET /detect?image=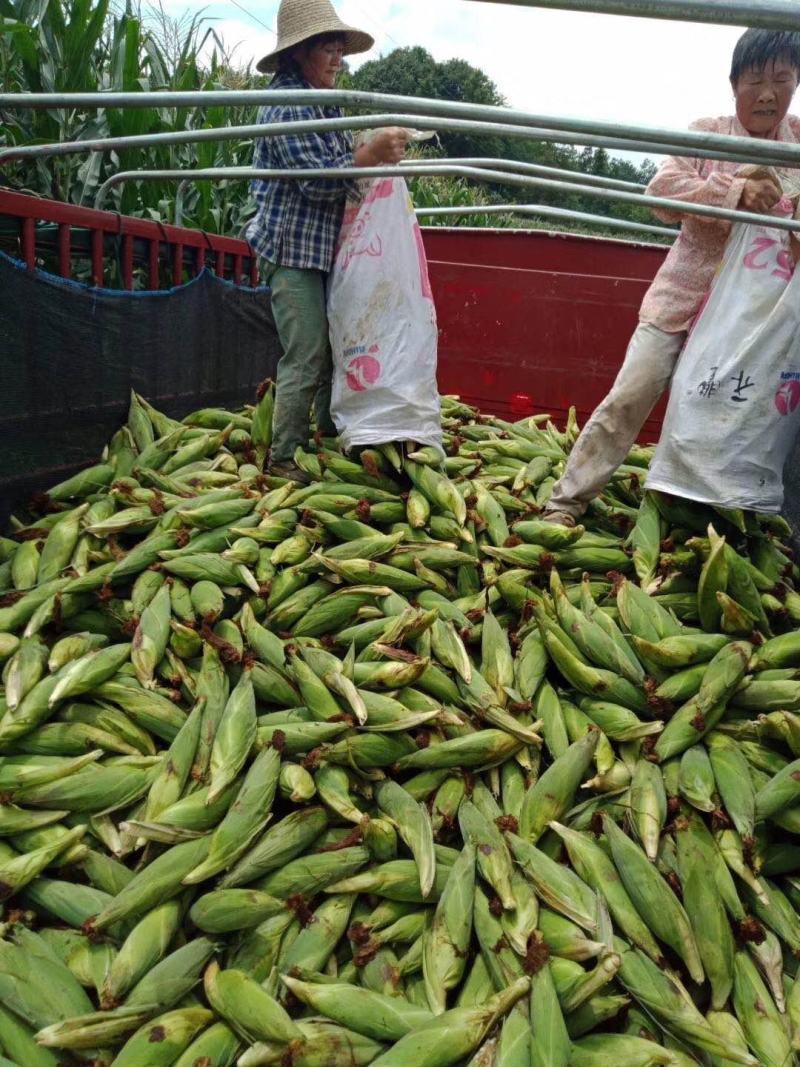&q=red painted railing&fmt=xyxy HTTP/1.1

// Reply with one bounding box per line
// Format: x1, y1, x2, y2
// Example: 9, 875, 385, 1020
423, 227, 668, 435
0, 189, 259, 289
